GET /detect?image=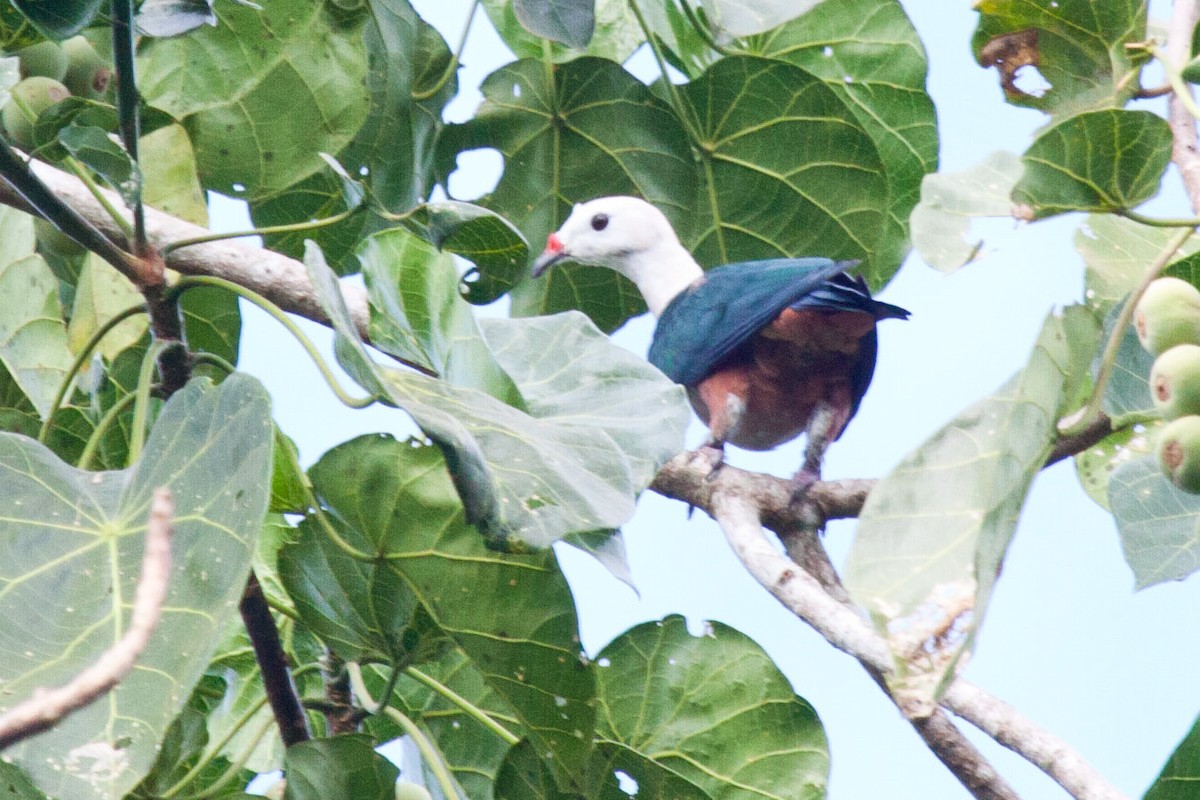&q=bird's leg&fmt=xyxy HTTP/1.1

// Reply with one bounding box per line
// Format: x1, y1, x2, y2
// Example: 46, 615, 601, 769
702, 392, 746, 482
792, 400, 840, 504
701, 438, 727, 483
